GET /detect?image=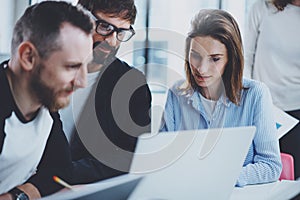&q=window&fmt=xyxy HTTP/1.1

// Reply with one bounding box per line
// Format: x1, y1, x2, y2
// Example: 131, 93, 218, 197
0, 0, 29, 59
117, 0, 255, 131
119, 0, 257, 92
0, 0, 256, 91
119, 0, 220, 93
0, 0, 256, 132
